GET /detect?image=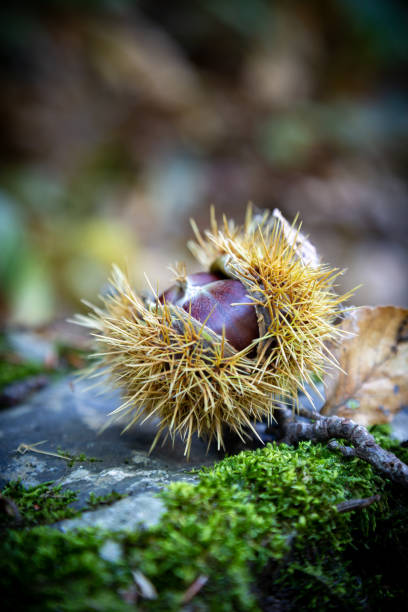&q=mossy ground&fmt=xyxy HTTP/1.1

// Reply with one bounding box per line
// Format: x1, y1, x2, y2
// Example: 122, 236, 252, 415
0, 359, 47, 392
56, 446, 103, 468
1, 480, 80, 527
0, 481, 127, 528
1, 429, 407, 611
